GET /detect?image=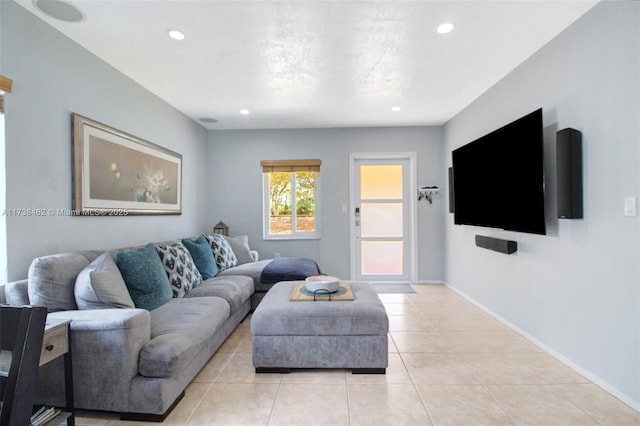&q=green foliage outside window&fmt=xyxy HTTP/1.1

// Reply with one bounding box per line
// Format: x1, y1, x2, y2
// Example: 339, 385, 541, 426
268, 171, 316, 234
269, 172, 315, 216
